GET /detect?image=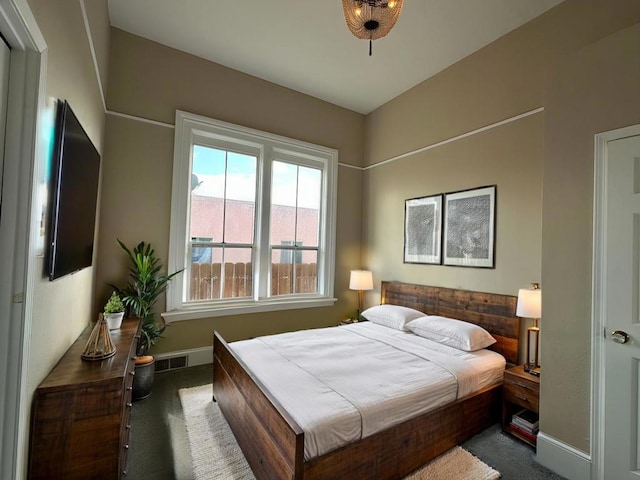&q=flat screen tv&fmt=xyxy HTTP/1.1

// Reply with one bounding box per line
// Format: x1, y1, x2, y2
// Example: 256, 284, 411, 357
46, 100, 101, 280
